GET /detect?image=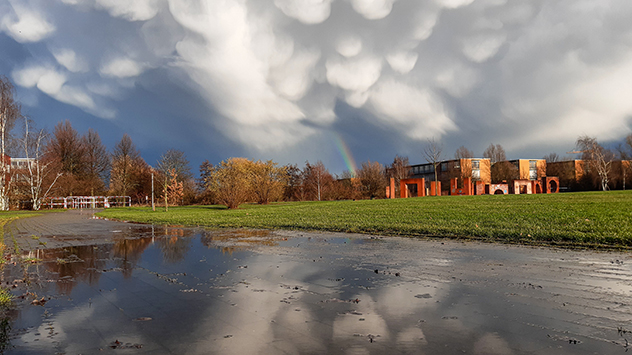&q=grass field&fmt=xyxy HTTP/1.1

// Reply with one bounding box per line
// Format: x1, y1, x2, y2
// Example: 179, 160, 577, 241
96, 191, 632, 248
